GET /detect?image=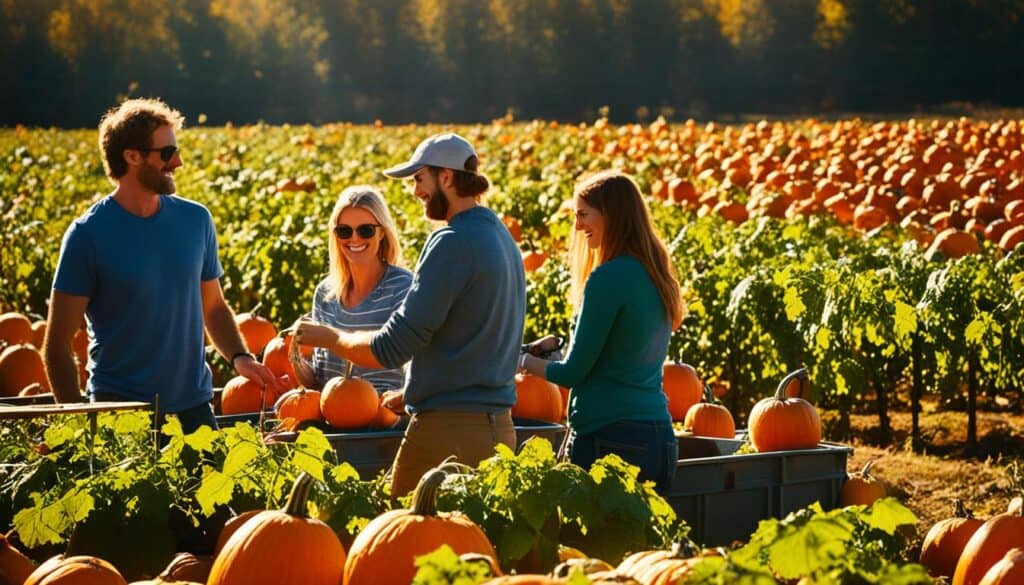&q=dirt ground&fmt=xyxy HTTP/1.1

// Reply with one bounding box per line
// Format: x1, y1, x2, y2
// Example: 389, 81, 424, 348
837, 406, 1023, 553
